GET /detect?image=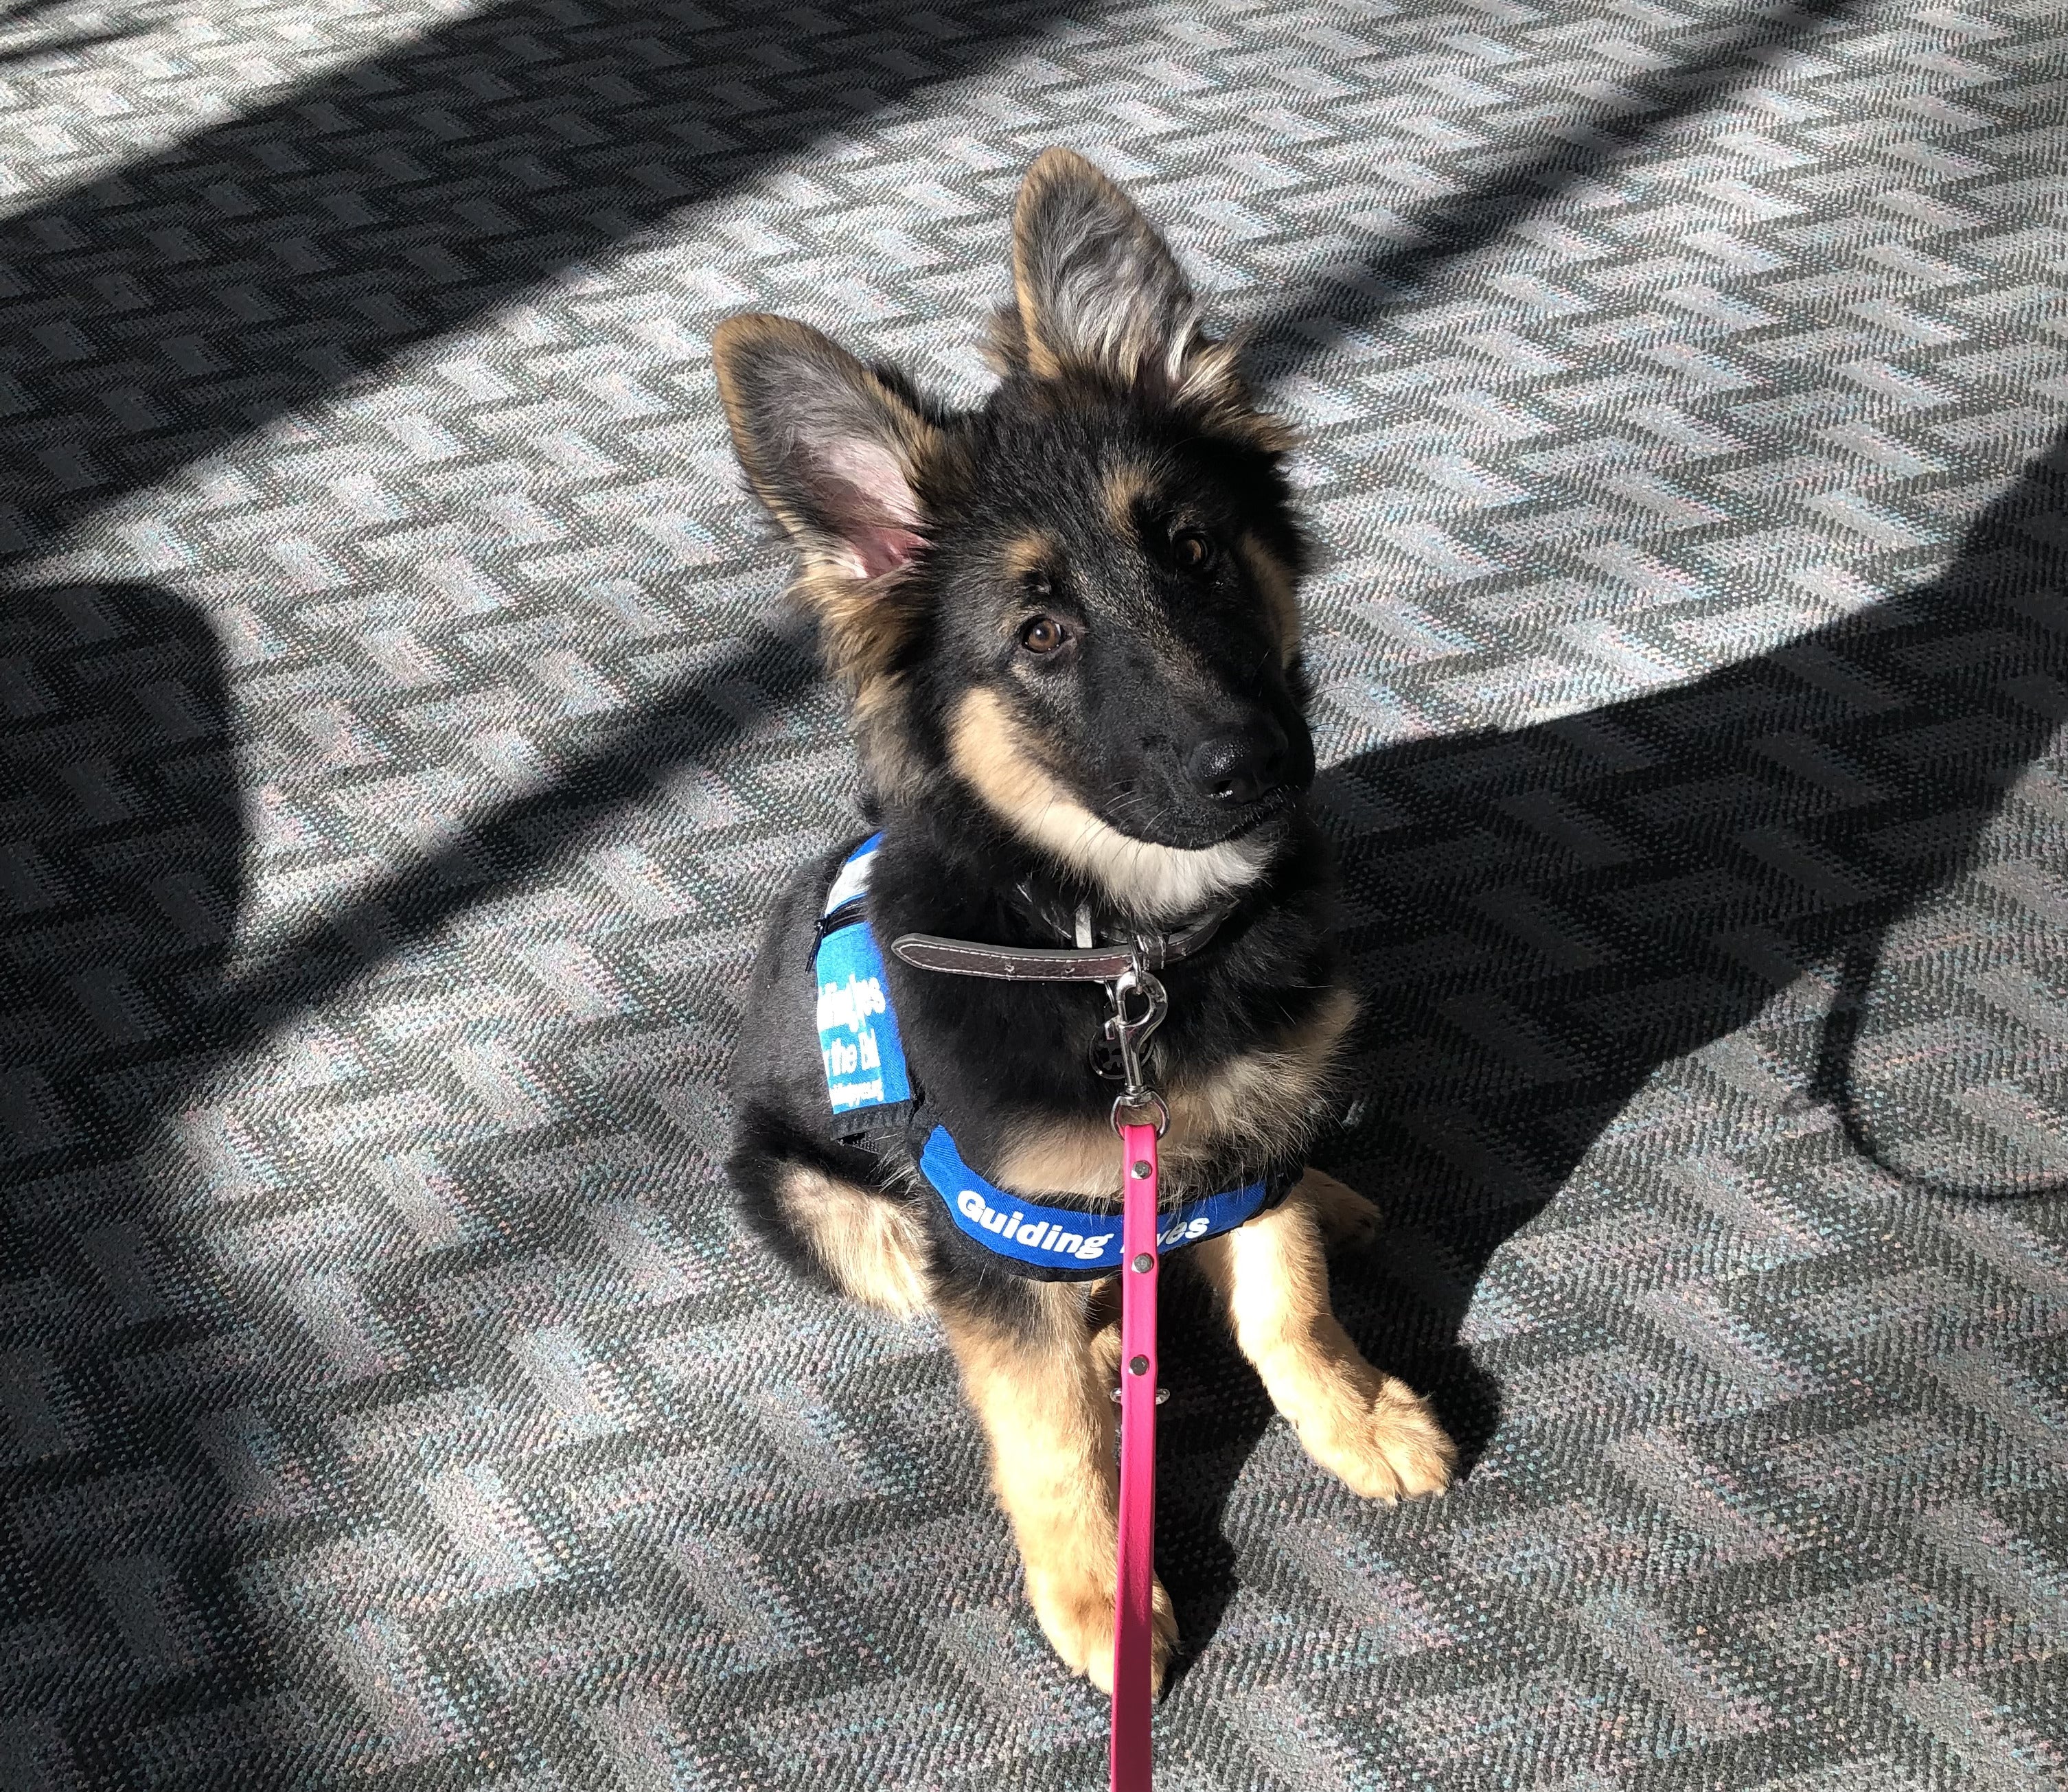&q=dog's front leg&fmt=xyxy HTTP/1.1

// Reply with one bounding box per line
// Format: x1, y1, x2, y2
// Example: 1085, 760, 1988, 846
941, 1278, 1177, 1695
1194, 1170, 1456, 1502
